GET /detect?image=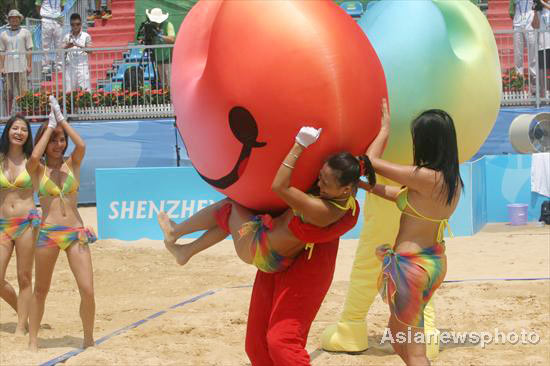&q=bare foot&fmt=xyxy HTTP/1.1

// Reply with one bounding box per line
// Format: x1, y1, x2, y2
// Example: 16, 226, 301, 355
83, 338, 95, 349
158, 212, 177, 245
14, 325, 27, 336
28, 341, 38, 352
164, 241, 194, 266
